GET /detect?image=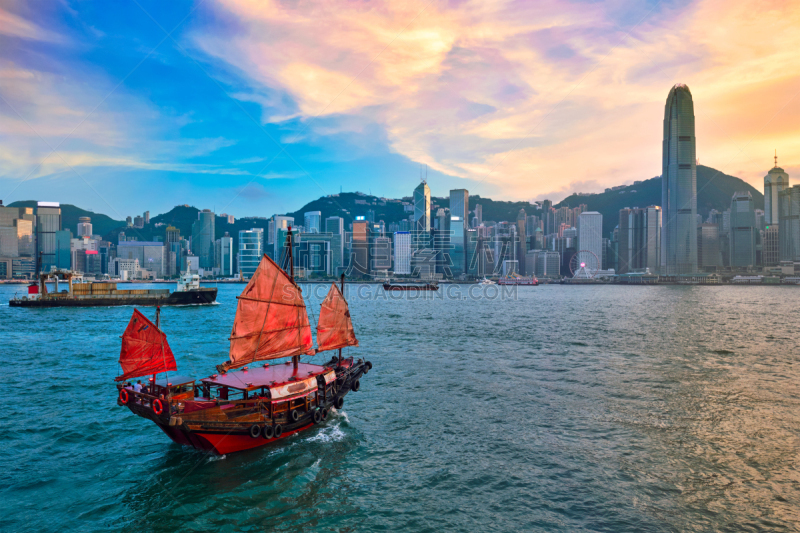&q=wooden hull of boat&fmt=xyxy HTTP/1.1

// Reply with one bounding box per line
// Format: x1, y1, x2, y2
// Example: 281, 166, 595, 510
120, 359, 369, 455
